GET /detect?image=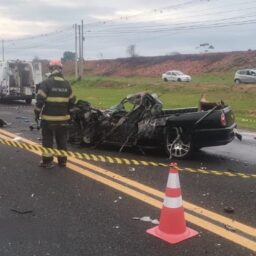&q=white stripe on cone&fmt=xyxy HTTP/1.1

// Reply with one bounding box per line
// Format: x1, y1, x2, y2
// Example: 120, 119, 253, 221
163, 195, 183, 208
167, 173, 180, 189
